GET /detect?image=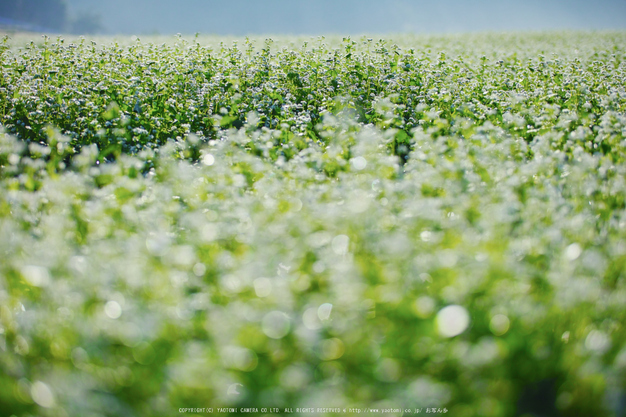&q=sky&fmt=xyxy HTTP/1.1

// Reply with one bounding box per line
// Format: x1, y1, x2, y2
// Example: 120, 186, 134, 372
65, 0, 626, 35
